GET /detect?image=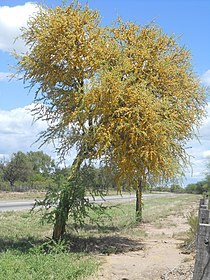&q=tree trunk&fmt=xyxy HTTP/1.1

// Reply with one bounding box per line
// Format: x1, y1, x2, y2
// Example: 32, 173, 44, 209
52, 188, 70, 241
136, 178, 143, 222
52, 151, 84, 241
52, 107, 93, 241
